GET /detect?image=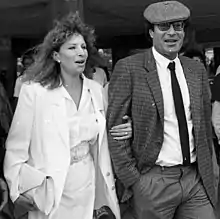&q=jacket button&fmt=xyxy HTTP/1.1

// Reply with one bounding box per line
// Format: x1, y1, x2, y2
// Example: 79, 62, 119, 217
111, 185, 115, 190
106, 172, 110, 176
